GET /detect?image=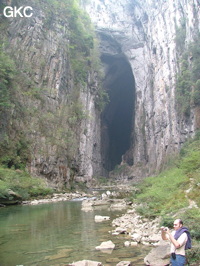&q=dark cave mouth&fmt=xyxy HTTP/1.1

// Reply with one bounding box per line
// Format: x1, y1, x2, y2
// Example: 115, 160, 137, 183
101, 54, 135, 172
